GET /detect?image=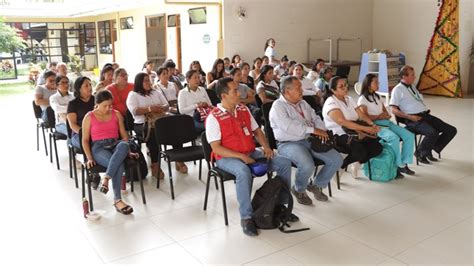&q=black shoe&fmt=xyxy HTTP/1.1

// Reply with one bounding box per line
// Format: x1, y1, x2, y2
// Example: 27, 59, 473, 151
399, 165, 415, 175
91, 173, 101, 190
426, 155, 438, 162
291, 186, 313, 205
395, 169, 404, 179
418, 155, 431, 164
287, 213, 299, 223
241, 219, 258, 236
307, 184, 328, 202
